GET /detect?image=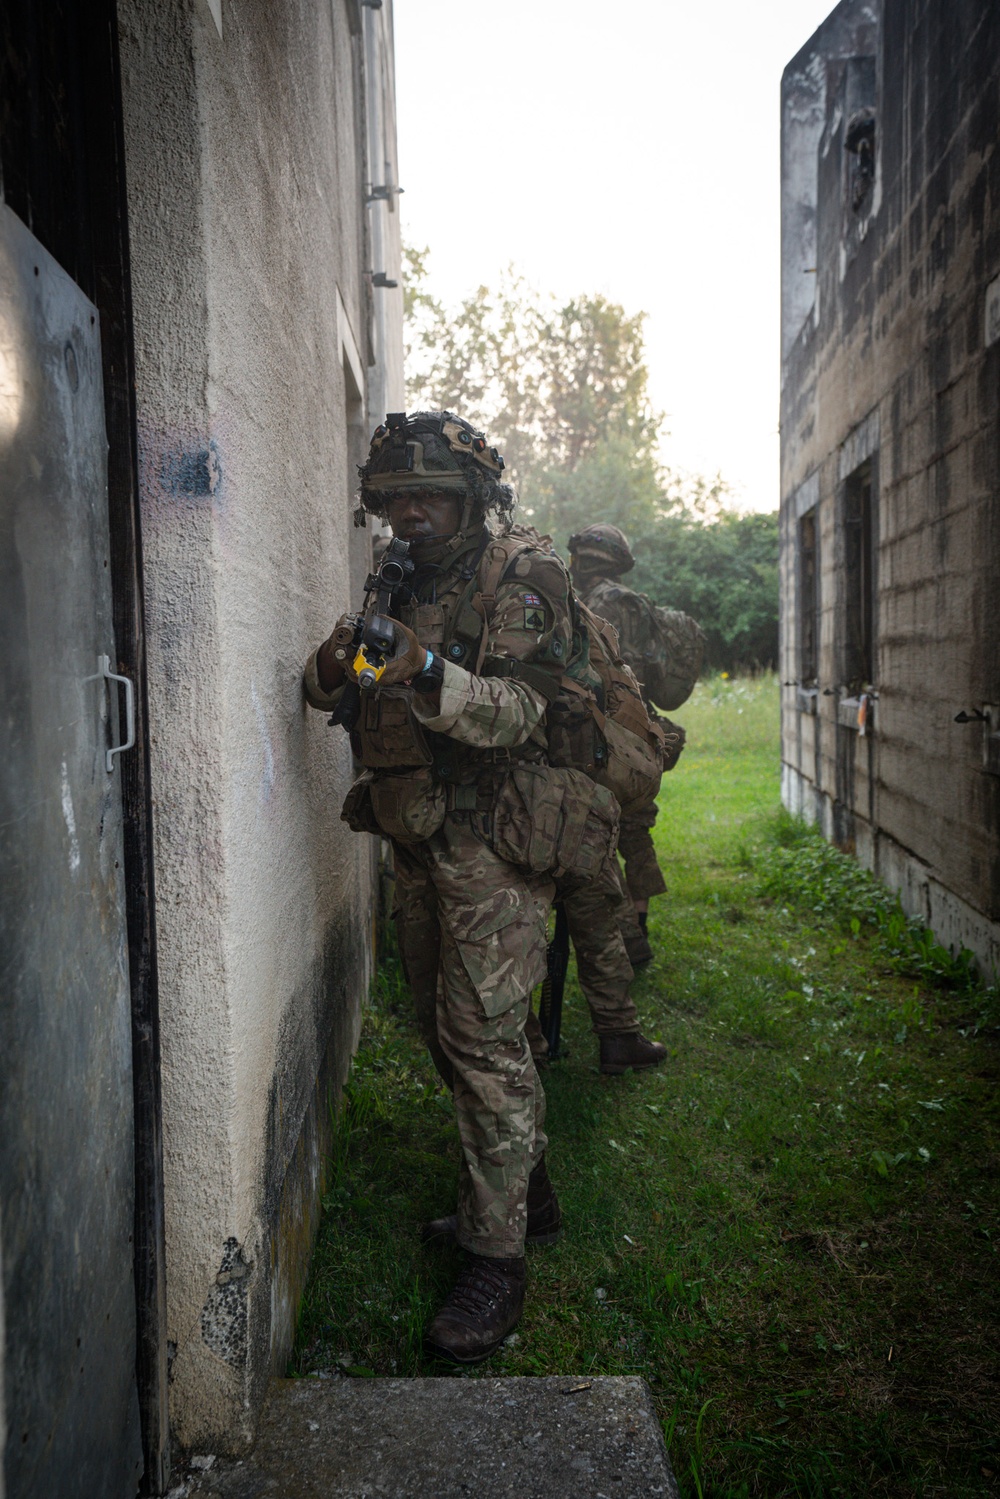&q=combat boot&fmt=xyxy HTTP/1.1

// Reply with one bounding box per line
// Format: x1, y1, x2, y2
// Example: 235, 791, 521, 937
423, 1254, 526, 1364
600, 1030, 667, 1075
420, 1153, 562, 1247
